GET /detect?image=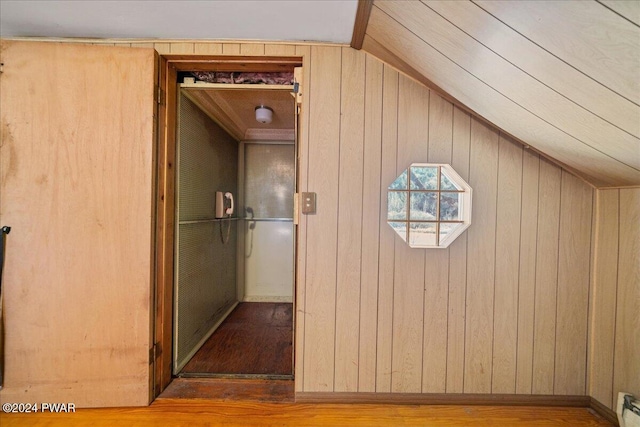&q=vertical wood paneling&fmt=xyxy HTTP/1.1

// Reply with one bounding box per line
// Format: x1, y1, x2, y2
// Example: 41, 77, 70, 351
588, 187, 640, 410
555, 172, 592, 395
427, 93, 453, 163
222, 43, 241, 55
446, 106, 471, 393
111, 39, 597, 398
130, 42, 155, 49
375, 65, 399, 392
265, 44, 297, 56
294, 44, 311, 393
358, 54, 383, 392
613, 189, 640, 401
464, 118, 499, 393
391, 75, 428, 393
240, 44, 265, 55
302, 45, 342, 392
588, 190, 619, 408
154, 43, 171, 54
334, 47, 366, 392
492, 136, 523, 393
516, 150, 540, 394
170, 43, 194, 54
422, 92, 452, 393
194, 43, 223, 55
532, 159, 561, 394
